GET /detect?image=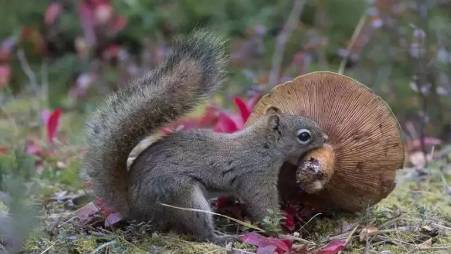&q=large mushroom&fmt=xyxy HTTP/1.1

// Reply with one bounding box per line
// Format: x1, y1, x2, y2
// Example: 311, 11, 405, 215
246, 71, 405, 212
